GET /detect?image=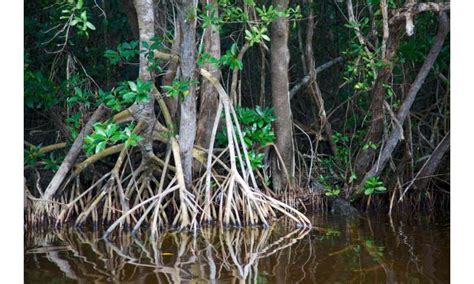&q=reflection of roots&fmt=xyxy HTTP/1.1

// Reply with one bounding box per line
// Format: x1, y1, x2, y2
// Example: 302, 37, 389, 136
25, 225, 310, 282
